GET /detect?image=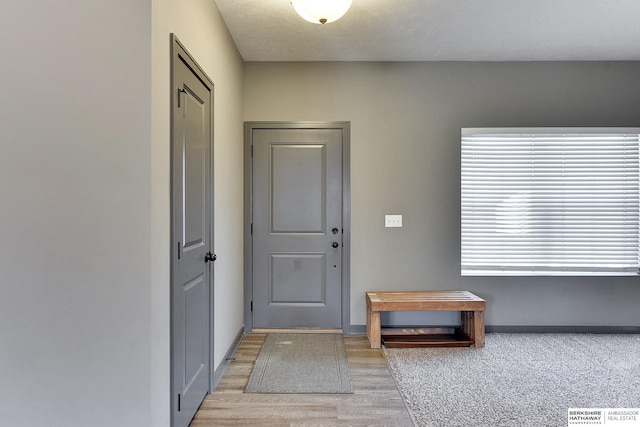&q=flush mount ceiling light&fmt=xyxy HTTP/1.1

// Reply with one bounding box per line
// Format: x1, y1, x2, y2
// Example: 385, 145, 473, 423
291, 0, 353, 24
